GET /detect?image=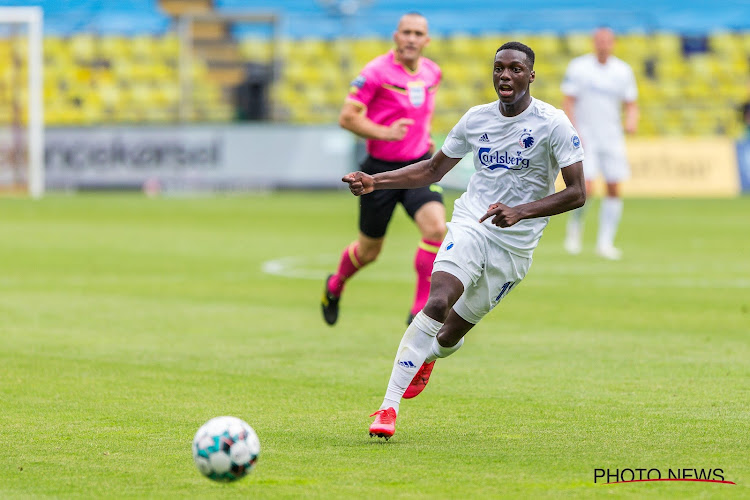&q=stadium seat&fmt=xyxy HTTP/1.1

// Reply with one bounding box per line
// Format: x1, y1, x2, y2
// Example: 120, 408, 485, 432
530, 33, 564, 58
565, 32, 591, 57
1, 0, 748, 134
709, 31, 742, 57
652, 32, 681, 58
239, 37, 273, 63
70, 33, 96, 62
